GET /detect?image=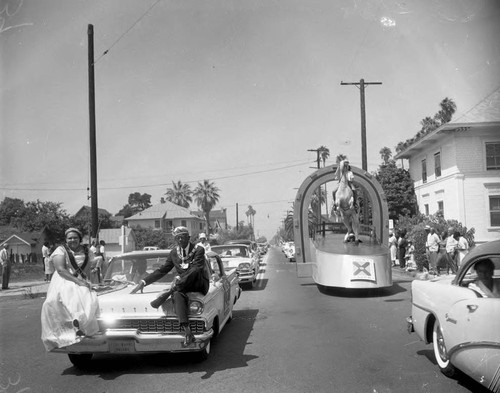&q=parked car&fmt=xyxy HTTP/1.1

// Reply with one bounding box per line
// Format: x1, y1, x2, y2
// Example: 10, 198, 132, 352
407, 240, 500, 392
283, 242, 295, 262
212, 244, 259, 289
54, 250, 241, 368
